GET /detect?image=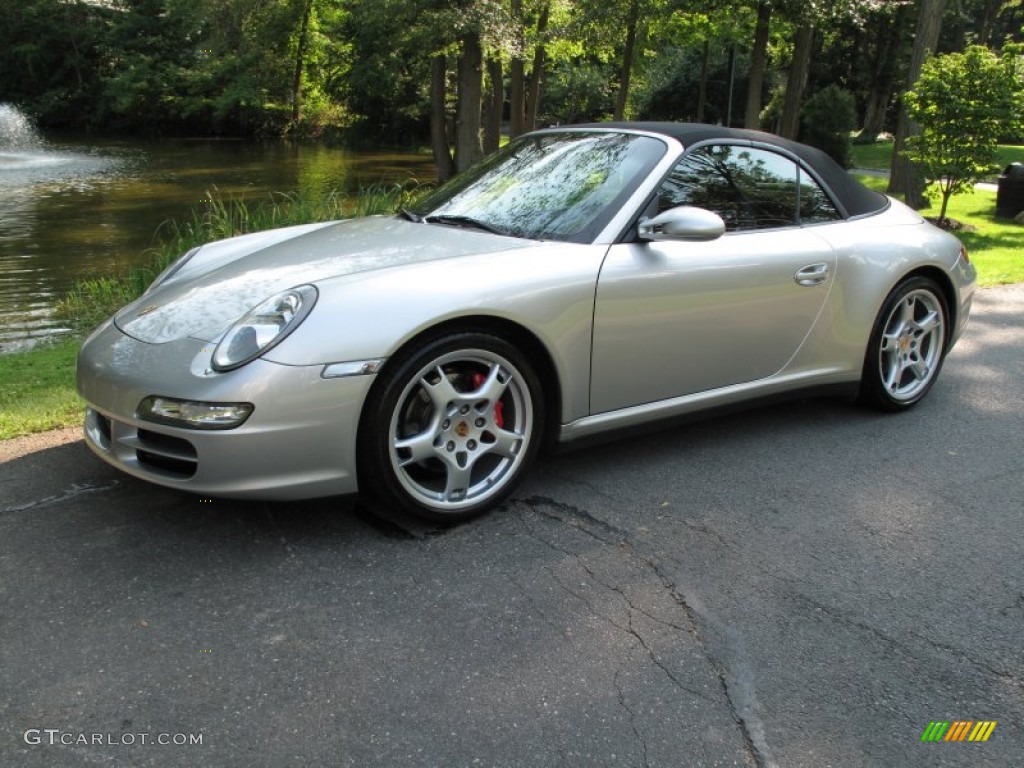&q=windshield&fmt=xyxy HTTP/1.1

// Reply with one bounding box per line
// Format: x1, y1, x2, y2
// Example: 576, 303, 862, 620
411, 131, 666, 243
